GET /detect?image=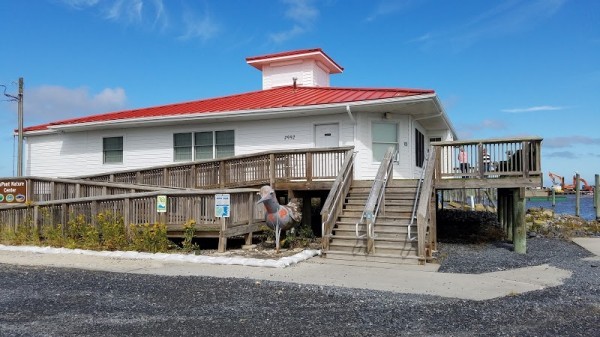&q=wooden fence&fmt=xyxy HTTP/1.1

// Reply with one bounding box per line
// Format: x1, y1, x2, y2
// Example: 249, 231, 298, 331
0, 189, 265, 252
78, 147, 352, 189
